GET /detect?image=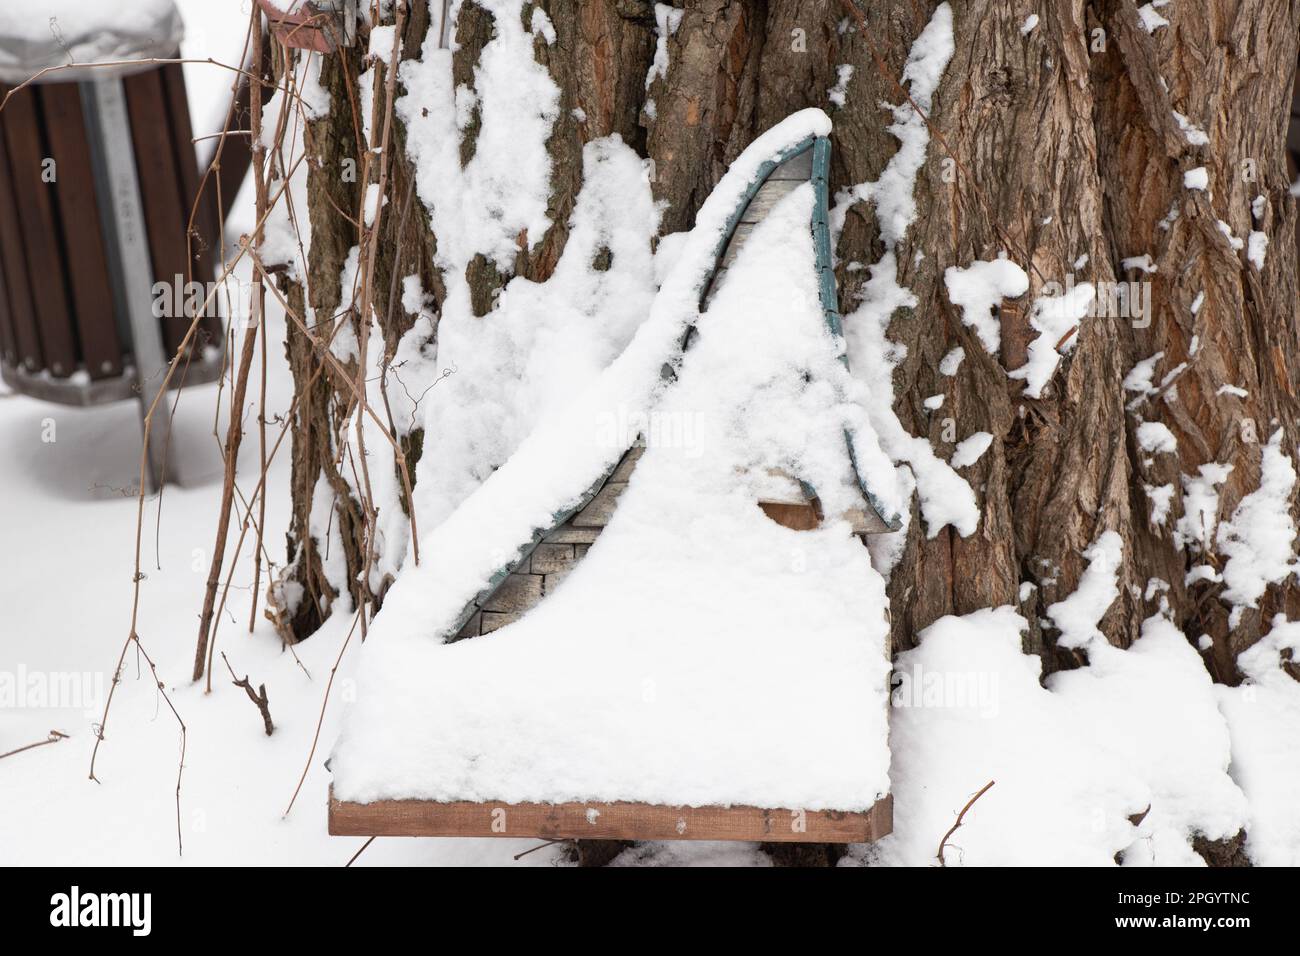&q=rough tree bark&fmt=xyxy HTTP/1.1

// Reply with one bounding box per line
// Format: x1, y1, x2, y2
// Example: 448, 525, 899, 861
286, 0, 1300, 863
